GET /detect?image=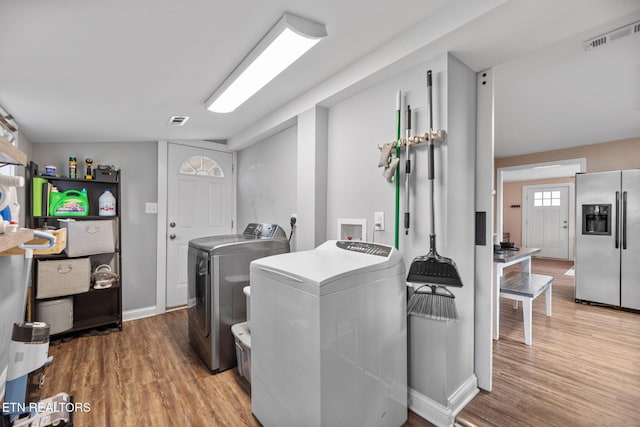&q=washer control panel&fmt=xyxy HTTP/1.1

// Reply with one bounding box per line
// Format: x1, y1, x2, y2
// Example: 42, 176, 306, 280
243, 223, 283, 238
336, 241, 392, 257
